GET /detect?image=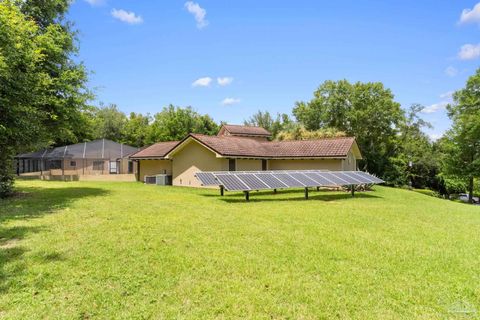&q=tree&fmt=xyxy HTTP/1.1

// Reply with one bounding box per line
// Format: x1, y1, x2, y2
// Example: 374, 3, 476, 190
16, 0, 91, 146
441, 69, 480, 203
147, 105, 219, 143
276, 125, 346, 141
244, 110, 292, 139
0, 1, 89, 197
292, 80, 404, 178
91, 104, 127, 142
385, 104, 439, 188
123, 112, 151, 147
